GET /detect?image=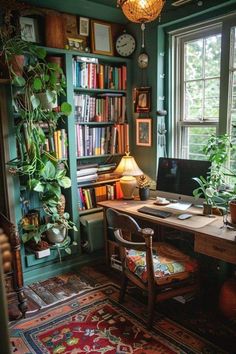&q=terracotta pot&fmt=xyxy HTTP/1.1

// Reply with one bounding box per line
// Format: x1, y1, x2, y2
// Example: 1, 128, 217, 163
229, 200, 236, 224
219, 278, 236, 319
45, 13, 66, 49
10, 54, 25, 76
